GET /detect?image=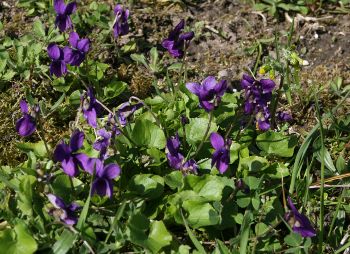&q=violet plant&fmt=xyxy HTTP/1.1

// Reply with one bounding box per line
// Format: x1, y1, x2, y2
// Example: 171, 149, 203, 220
47, 194, 80, 225
5, 1, 341, 253
186, 76, 227, 112
162, 19, 194, 59
89, 158, 121, 198
81, 87, 102, 128
286, 197, 317, 238
47, 43, 71, 77
166, 133, 198, 174
113, 4, 130, 39
16, 100, 38, 137
53, 131, 93, 177
210, 132, 231, 174
67, 32, 90, 66
241, 73, 275, 130
54, 0, 77, 32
